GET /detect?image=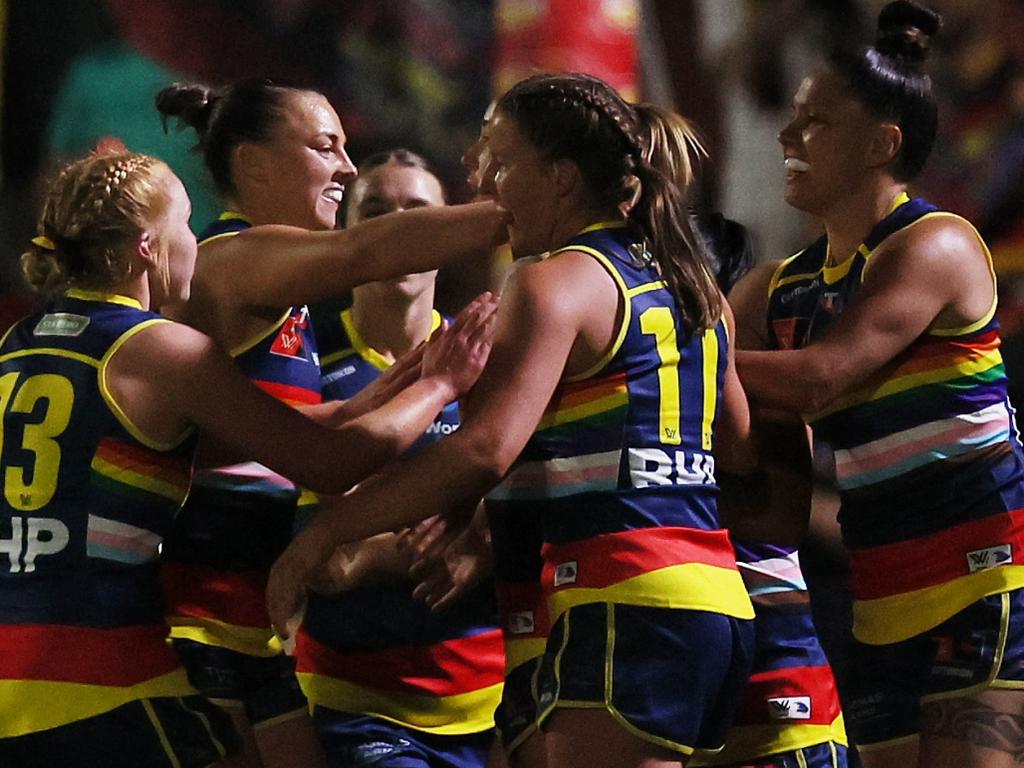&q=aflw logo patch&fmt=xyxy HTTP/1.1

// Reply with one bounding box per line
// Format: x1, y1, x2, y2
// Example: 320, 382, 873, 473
270, 309, 310, 359
767, 696, 811, 720
553, 561, 578, 587
966, 544, 1012, 573
507, 611, 535, 635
